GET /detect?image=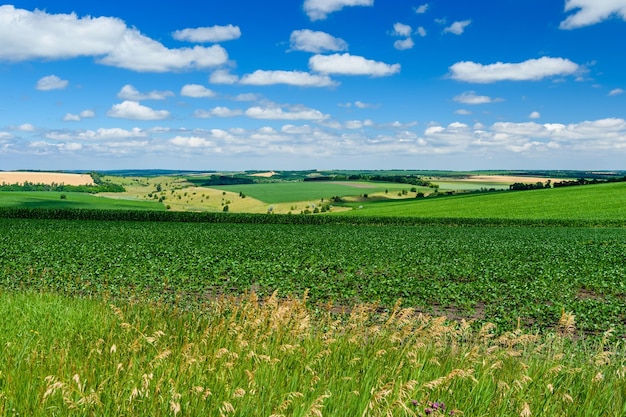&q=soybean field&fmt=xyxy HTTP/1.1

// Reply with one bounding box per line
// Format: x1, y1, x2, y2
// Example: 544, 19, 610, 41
2, 216, 625, 335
